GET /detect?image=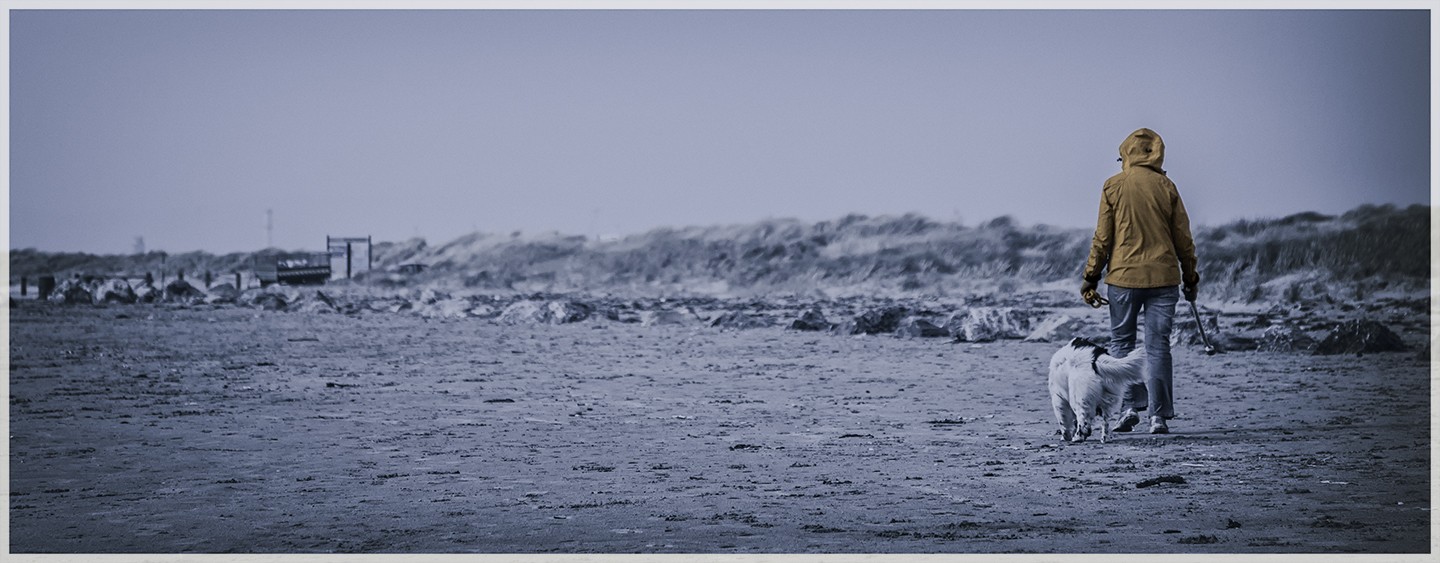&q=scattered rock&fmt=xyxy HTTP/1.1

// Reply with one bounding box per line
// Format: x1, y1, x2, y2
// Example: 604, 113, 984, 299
416, 298, 474, 319
604, 307, 642, 324
894, 317, 950, 338
1170, 309, 1220, 347
47, 279, 93, 304
1257, 325, 1317, 353
292, 292, 338, 314
787, 308, 831, 331
1178, 534, 1219, 544
499, 300, 593, 324
251, 292, 288, 311
640, 308, 691, 327
836, 306, 910, 335
91, 279, 137, 305
1023, 314, 1094, 343
418, 288, 450, 305
1313, 320, 1408, 355
204, 283, 239, 305
133, 283, 160, 303
1136, 475, 1186, 488
708, 311, 772, 330
467, 303, 499, 319
947, 307, 1036, 342
161, 279, 205, 303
